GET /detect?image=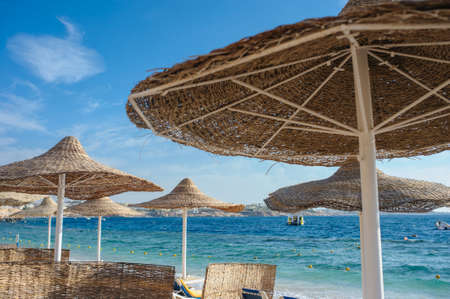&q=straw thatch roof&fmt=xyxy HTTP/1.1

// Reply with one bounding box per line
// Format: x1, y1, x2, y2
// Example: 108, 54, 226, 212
134, 178, 244, 212
126, 0, 449, 167
264, 160, 450, 213
0, 207, 20, 218
10, 197, 57, 218
0, 136, 163, 200
0, 192, 44, 207
65, 197, 144, 217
